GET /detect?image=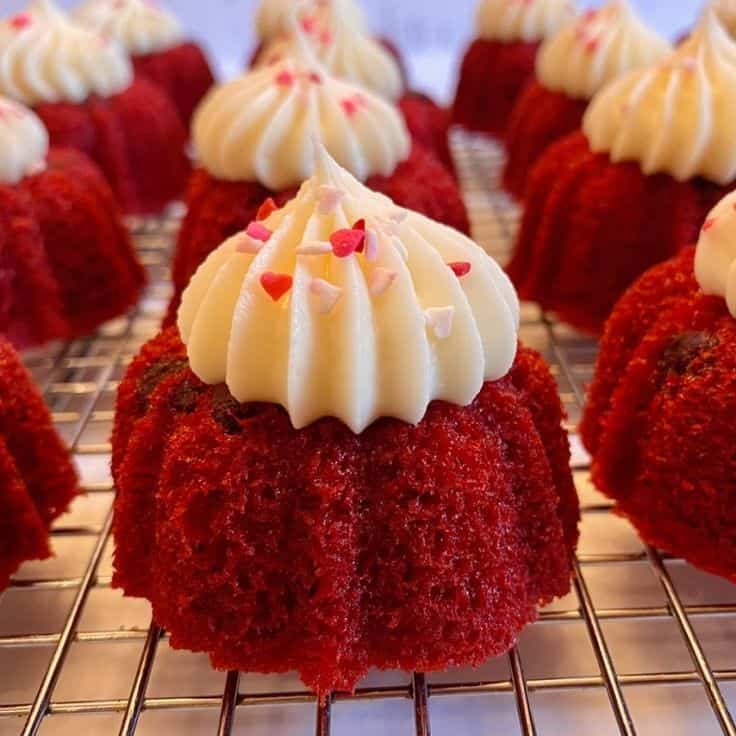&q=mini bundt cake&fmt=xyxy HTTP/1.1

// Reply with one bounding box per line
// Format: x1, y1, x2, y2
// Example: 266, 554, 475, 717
0, 97, 144, 348
254, 0, 452, 174
169, 49, 469, 321
0, 0, 189, 215
581, 190, 736, 581
507, 12, 736, 334
452, 0, 576, 138
74, 0, 215, 128
503, 0, 669, 199
112, 147, 578, 696
0, 337, 78, 590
